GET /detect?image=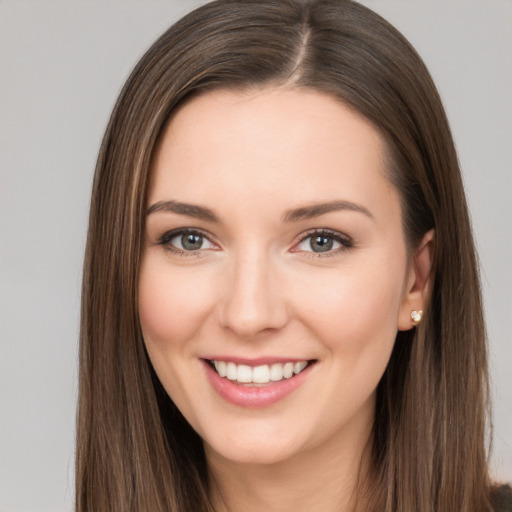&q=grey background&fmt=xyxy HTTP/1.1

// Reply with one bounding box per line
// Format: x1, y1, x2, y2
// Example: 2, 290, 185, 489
0, 1, 510, 511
